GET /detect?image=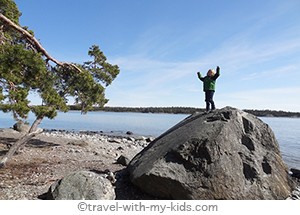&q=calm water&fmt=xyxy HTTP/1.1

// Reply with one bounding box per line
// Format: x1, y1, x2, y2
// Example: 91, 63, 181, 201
0, 111, 188, 137
260, 117, 300, 169
0, 111, 299, 168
